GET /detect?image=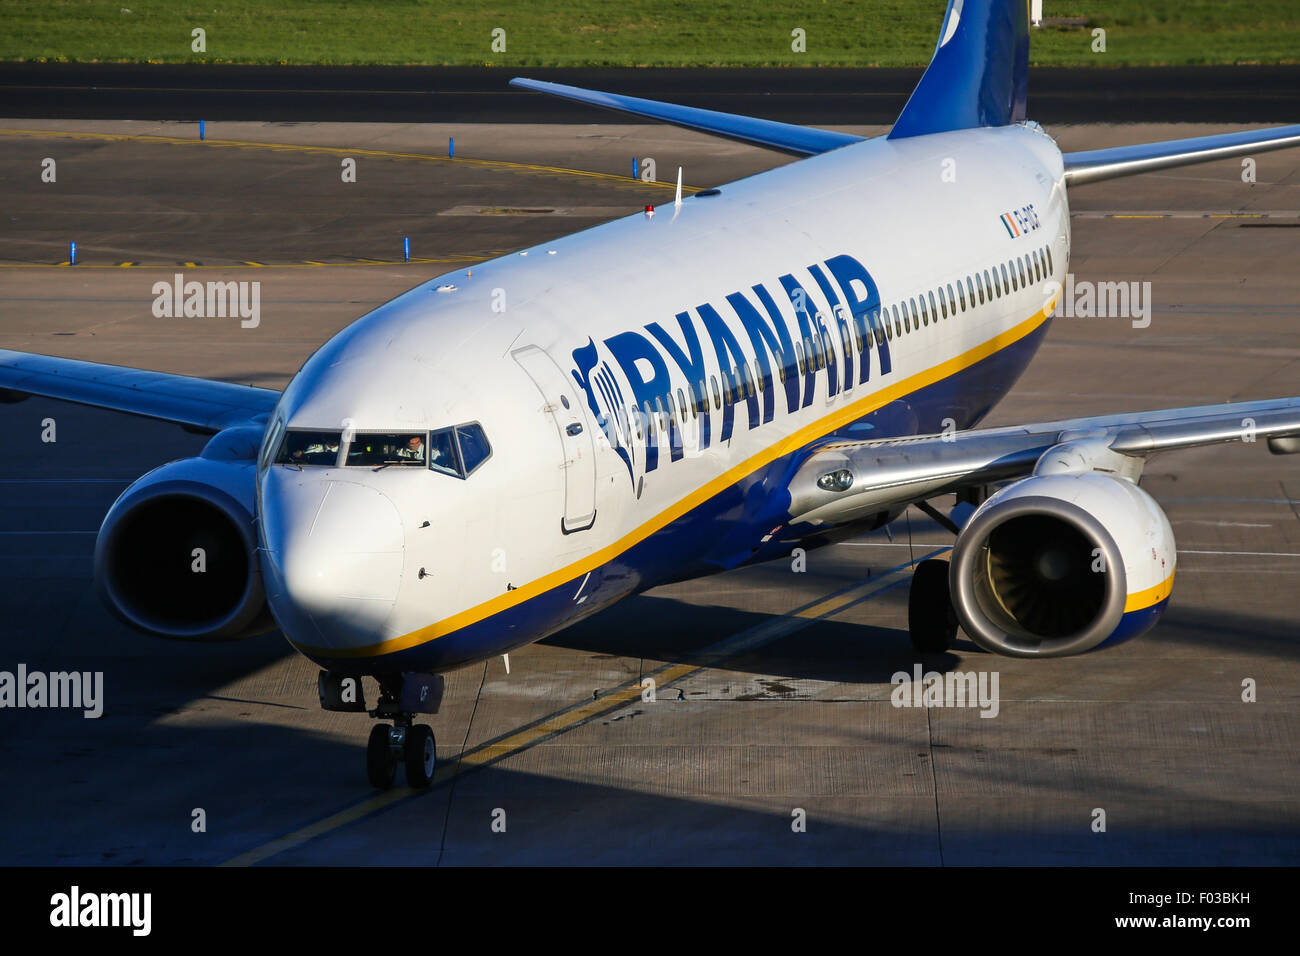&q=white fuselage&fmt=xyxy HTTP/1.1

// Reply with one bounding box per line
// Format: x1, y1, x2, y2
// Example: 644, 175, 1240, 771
256, 123, 1071, 674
